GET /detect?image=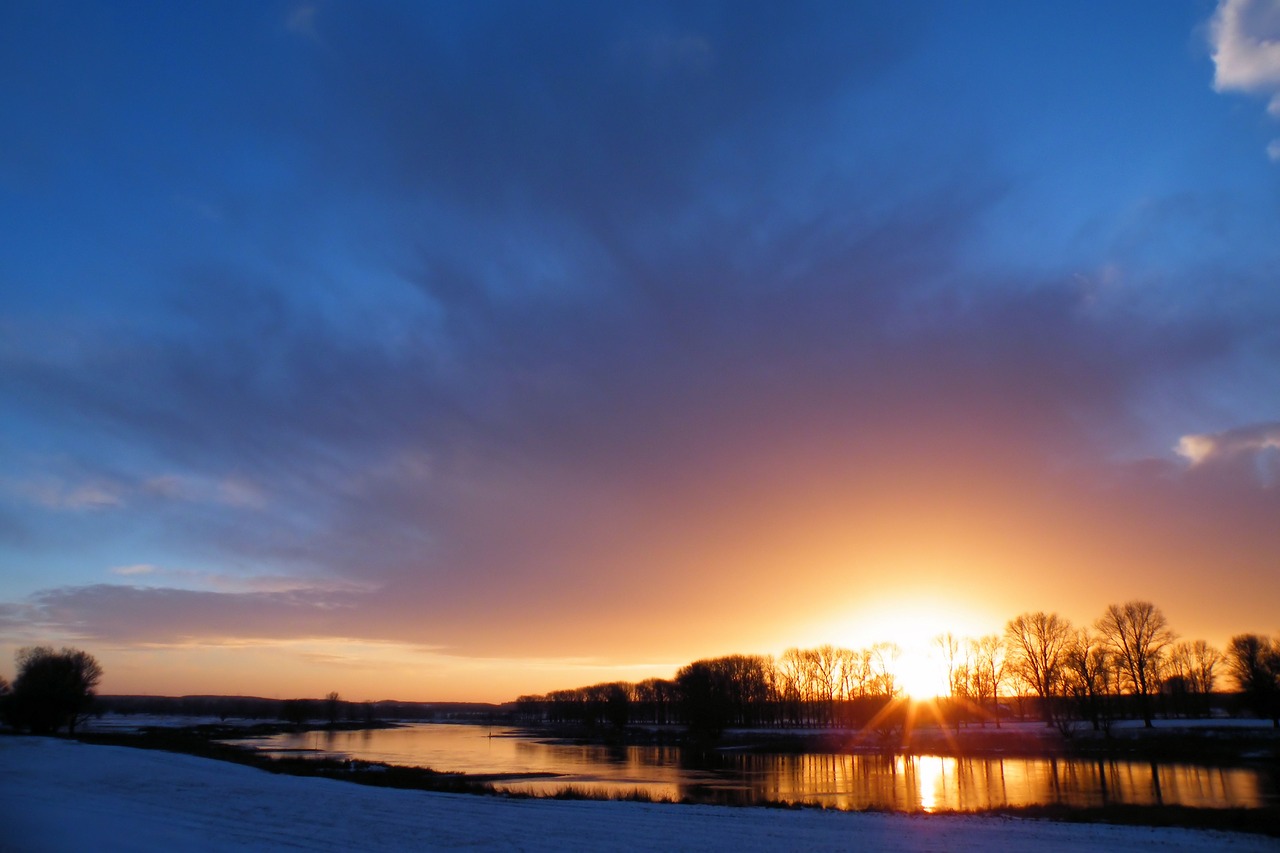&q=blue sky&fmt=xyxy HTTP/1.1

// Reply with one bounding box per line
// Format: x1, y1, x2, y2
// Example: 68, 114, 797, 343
1, 1, 1278, 701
